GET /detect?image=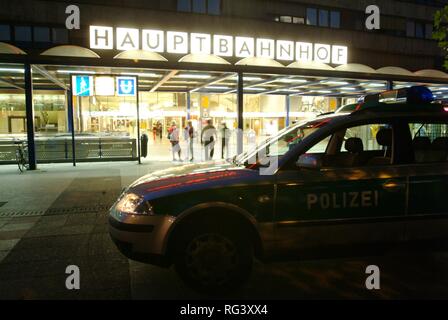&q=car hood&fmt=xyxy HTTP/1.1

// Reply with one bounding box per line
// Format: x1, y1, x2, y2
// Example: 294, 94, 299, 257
127, 160, 261, 200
